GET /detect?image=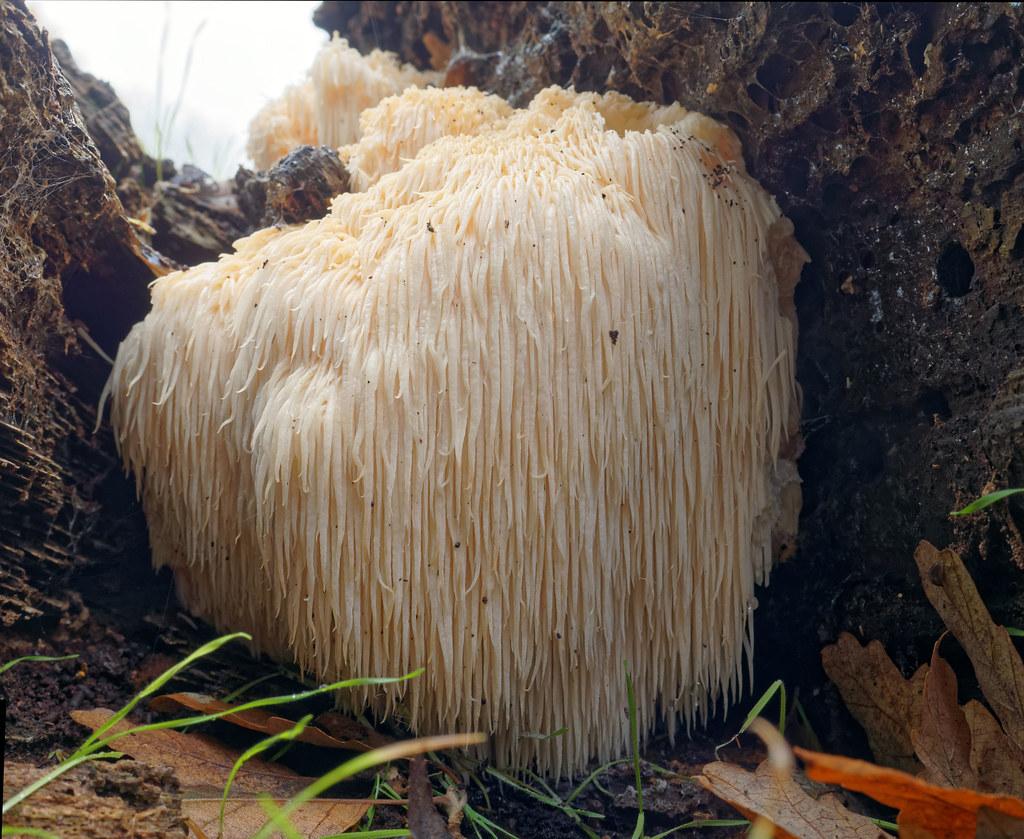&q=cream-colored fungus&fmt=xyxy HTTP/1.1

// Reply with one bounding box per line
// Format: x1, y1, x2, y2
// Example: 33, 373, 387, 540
107, 82, 804, 777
